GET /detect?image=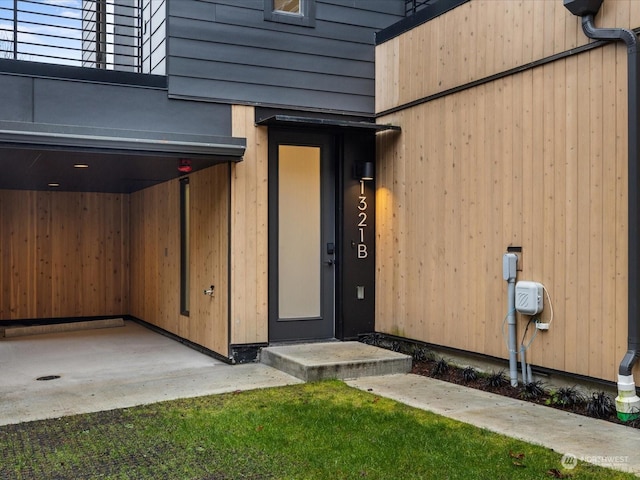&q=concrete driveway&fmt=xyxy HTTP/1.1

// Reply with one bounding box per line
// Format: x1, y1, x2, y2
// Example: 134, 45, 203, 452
0, 320, 302, 426
3, 320, 640, 475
